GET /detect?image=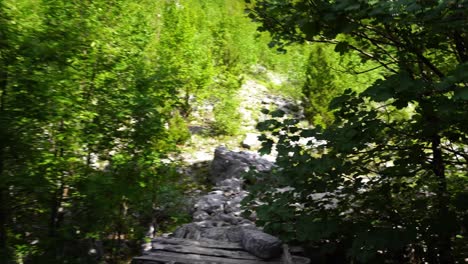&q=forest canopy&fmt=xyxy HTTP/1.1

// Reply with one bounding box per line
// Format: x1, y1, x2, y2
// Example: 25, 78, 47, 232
0, 0, 306, 262
0, 0, 467, 263
244, 0, 468, 263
